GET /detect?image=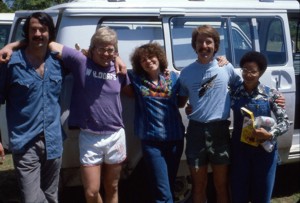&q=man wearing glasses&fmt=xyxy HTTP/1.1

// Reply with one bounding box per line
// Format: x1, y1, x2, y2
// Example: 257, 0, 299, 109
48, 27, 130, 203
